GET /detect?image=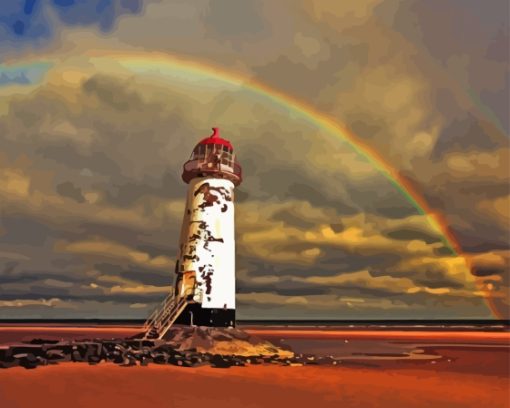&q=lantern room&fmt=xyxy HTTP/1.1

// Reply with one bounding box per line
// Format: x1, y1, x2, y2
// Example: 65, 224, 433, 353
182, 127, 242, 186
